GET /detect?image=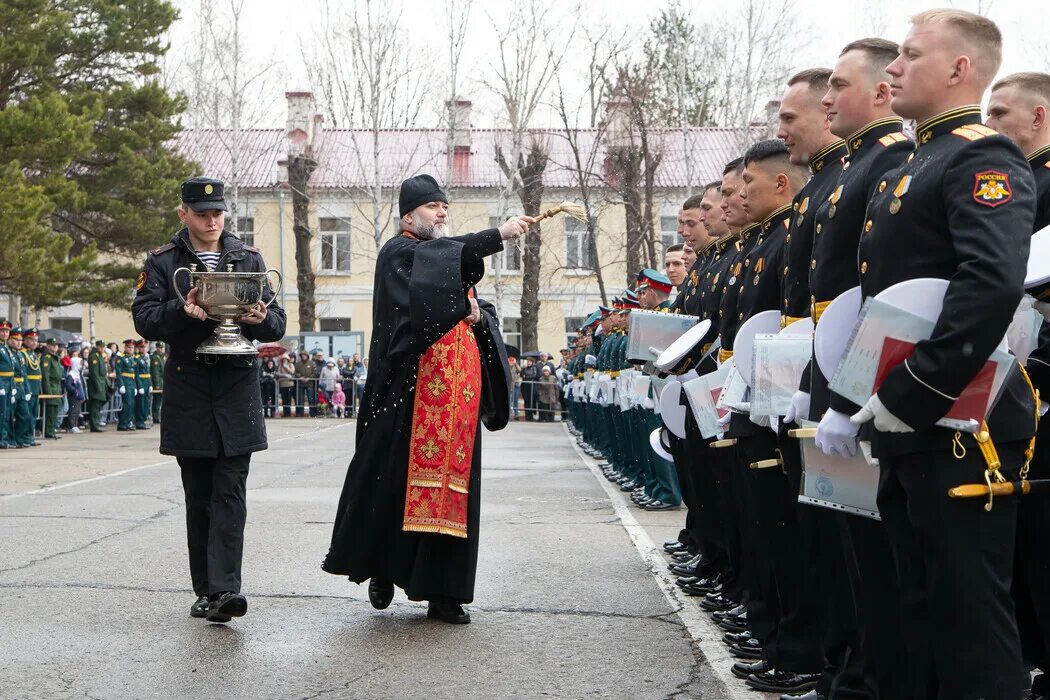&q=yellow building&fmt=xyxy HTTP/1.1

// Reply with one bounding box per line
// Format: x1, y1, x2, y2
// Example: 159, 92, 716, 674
14, 92, 745, 356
